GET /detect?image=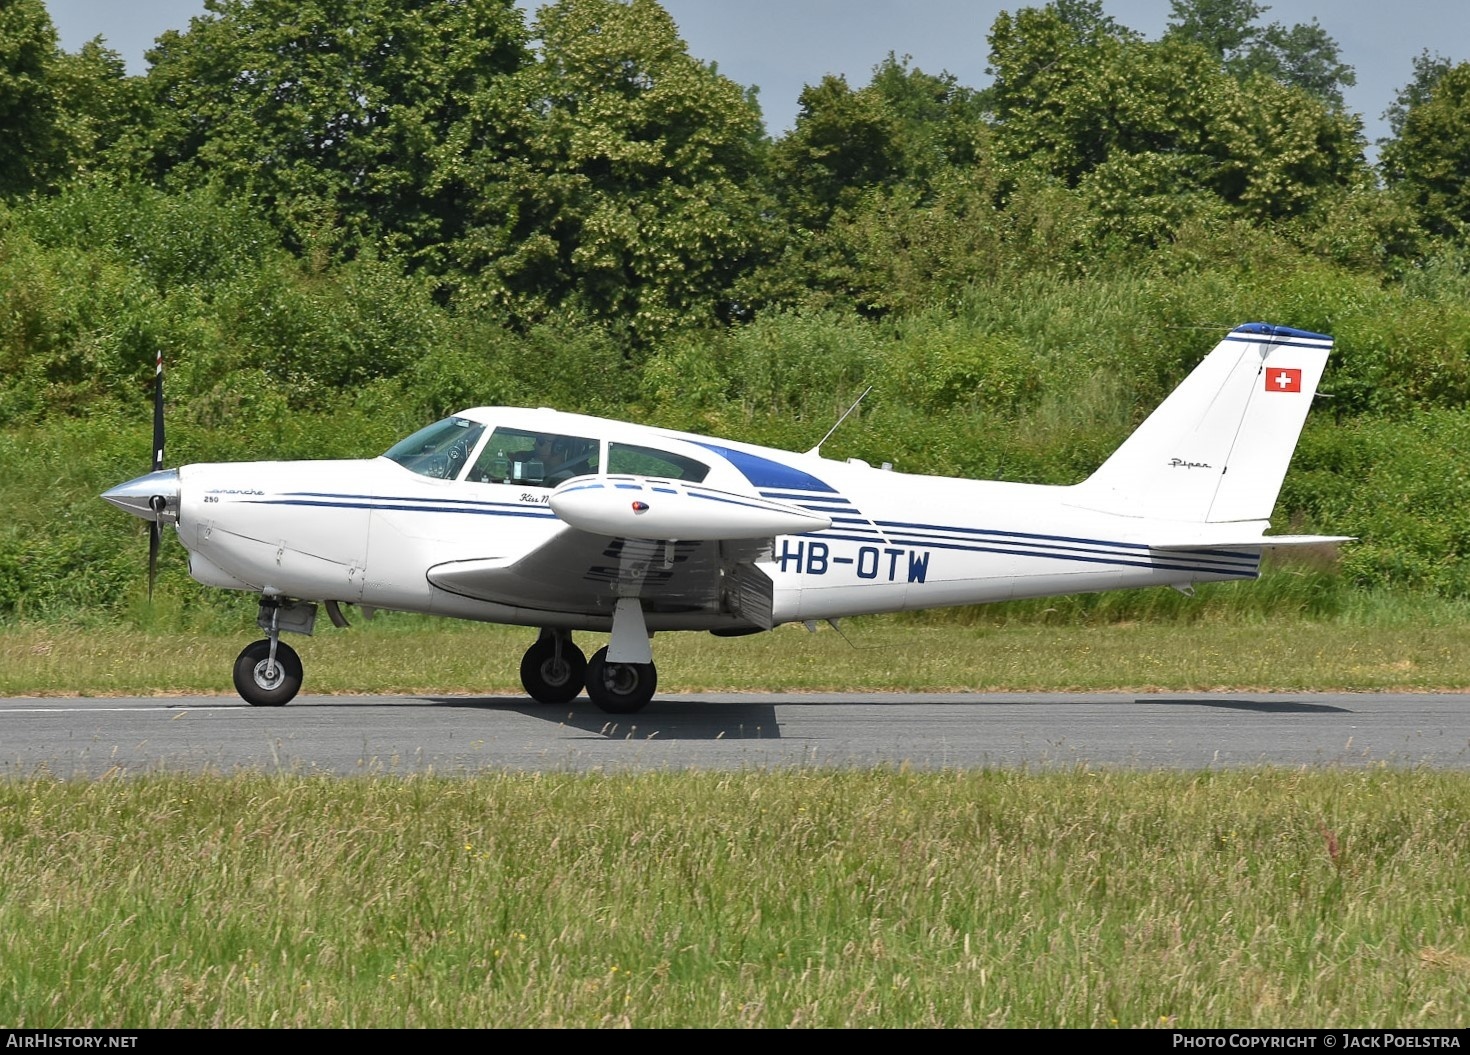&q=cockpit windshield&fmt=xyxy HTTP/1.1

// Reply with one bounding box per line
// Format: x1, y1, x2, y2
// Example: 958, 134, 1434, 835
383, 417, 486, 479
